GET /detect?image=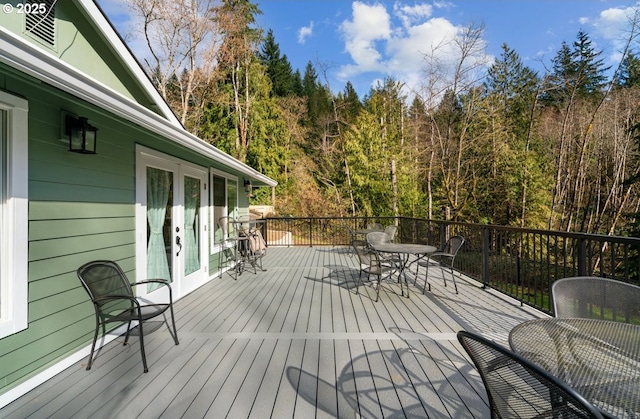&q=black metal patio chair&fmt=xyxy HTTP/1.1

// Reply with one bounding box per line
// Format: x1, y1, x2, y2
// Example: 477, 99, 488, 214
77, 260, 179, 373
457, 330, 604, 419
416, 235, 464, 293
352, 239, 398, 301
552, 276, 640, 322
